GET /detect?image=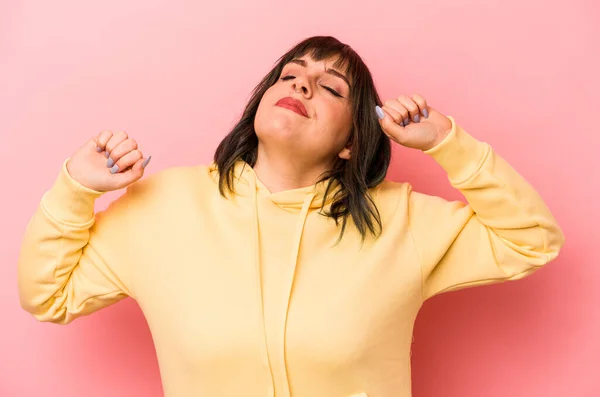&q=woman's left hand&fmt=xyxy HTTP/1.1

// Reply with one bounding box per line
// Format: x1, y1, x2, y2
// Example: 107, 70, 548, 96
376, 94, 452, 151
